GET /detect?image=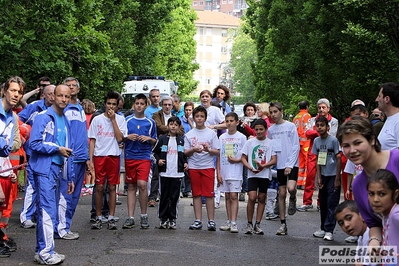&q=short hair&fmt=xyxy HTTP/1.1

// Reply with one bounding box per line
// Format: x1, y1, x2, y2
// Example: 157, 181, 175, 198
367, 169, 399, 204
253, 118, 268, 129
104, 90, 120, 104
192, 105, 207, 120
381, 82, 399, 108
4, 76, 26, 93
257, 102, 270, 116
63, 77, 80, 88
317, 98, 330, 108
168, 116, 181, 126
81, 99, 95, 114
337, 116, 381, 152
212, 85, 231, 101
134, 93, 148, 104
184, 101, 194, 110
315, 116, 329, 125
299, 100, 310, 110
171, 94, 180, 102
350, 104, 368, 114
161, 96, 173, 105
200, 90, 212, 98
269, 102, 283, 111
243, 102, 256, 115
37, 76, 51, 86
225, 112, 238, 121
149, 88, 160, 95
335, 200, 359, 216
